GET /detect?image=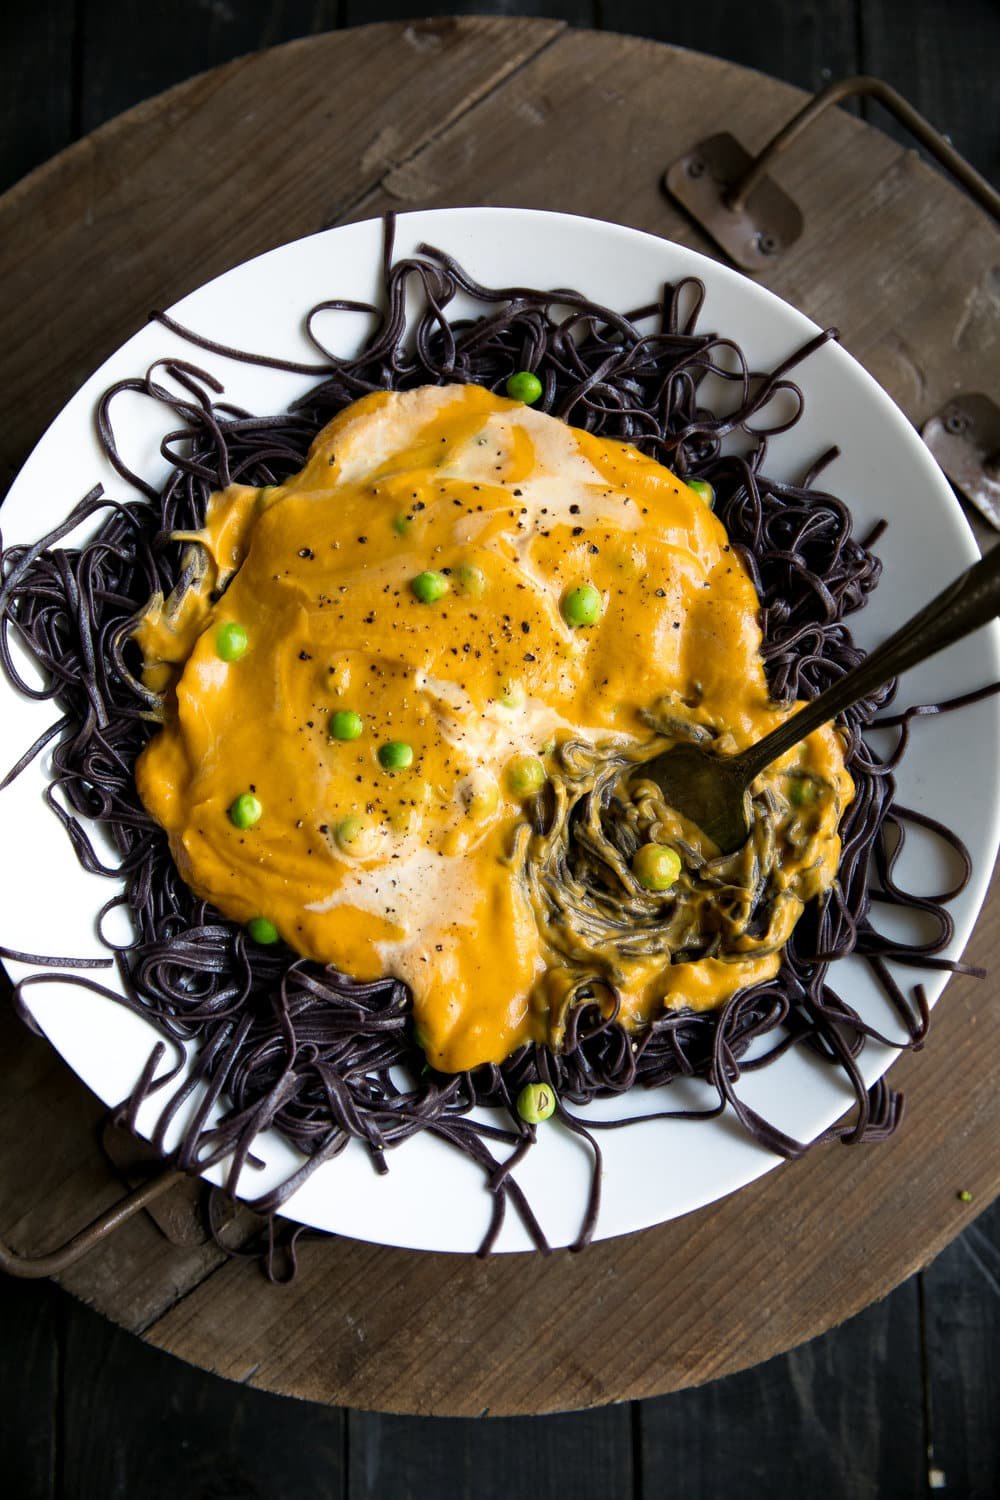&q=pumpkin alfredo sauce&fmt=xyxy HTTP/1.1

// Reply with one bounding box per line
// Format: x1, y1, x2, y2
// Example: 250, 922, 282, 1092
134, 384, 853, 1072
